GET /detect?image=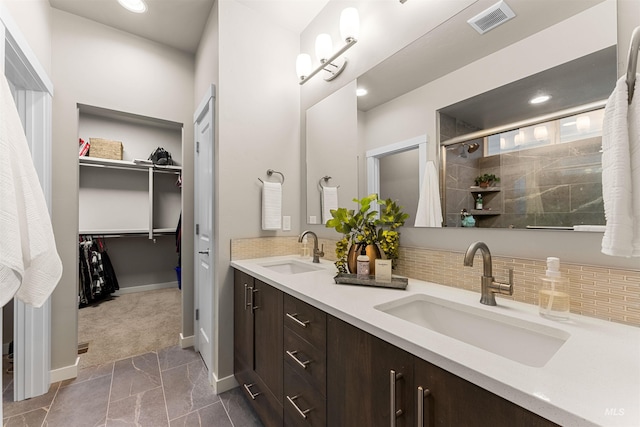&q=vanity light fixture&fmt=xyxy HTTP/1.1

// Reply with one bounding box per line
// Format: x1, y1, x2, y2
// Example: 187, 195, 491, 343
296, 8, 359, 85
529, 94, 551, 104
534, 125, 548, 141
117, 0, 147, 13
576, 115, 591, 132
